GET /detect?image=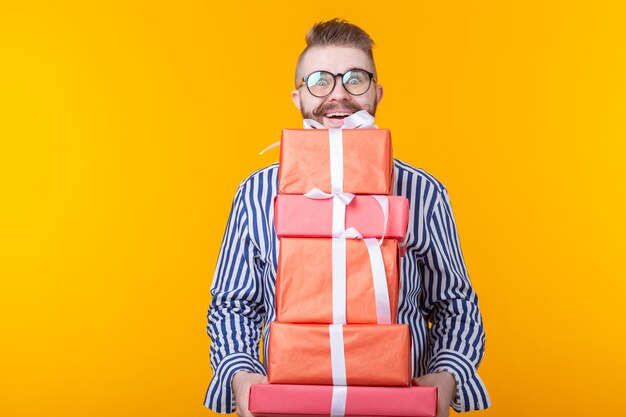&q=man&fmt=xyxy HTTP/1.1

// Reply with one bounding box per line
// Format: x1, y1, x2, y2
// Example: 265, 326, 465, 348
204, 19, 491, 417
